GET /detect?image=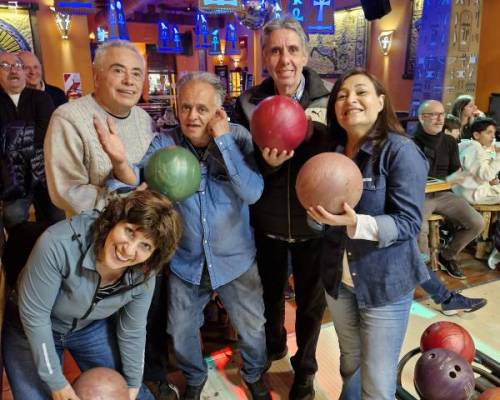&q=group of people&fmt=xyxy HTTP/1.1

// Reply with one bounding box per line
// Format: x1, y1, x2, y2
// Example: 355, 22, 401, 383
0, 14, 493, 400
